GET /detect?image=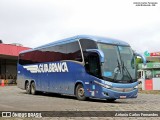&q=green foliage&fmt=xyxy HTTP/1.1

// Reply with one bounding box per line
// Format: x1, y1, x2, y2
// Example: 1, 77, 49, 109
136, 58, 142, 65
